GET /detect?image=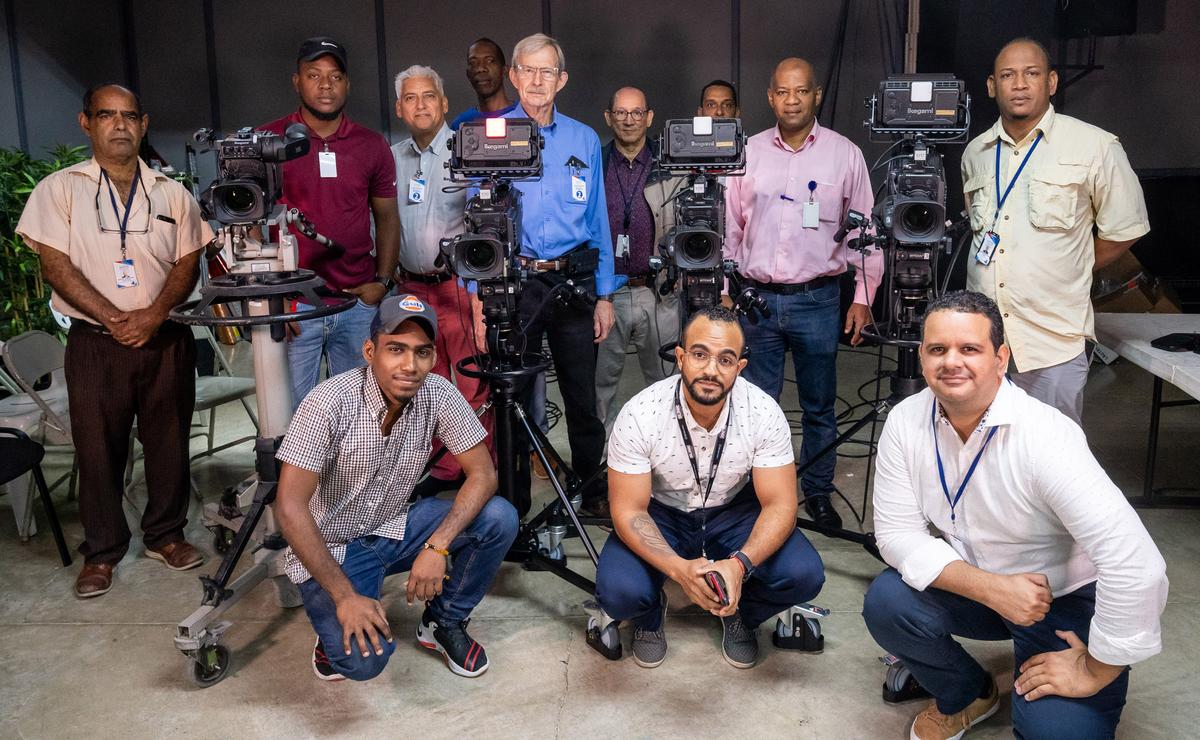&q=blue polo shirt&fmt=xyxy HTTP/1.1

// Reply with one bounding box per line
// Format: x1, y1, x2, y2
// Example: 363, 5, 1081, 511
501, 103, 620, 296
448, 103, 517, 131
